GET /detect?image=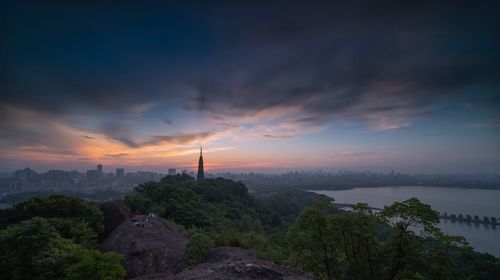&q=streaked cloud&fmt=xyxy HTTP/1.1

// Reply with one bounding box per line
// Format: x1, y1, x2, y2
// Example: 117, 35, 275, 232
1, 1, 499, 172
